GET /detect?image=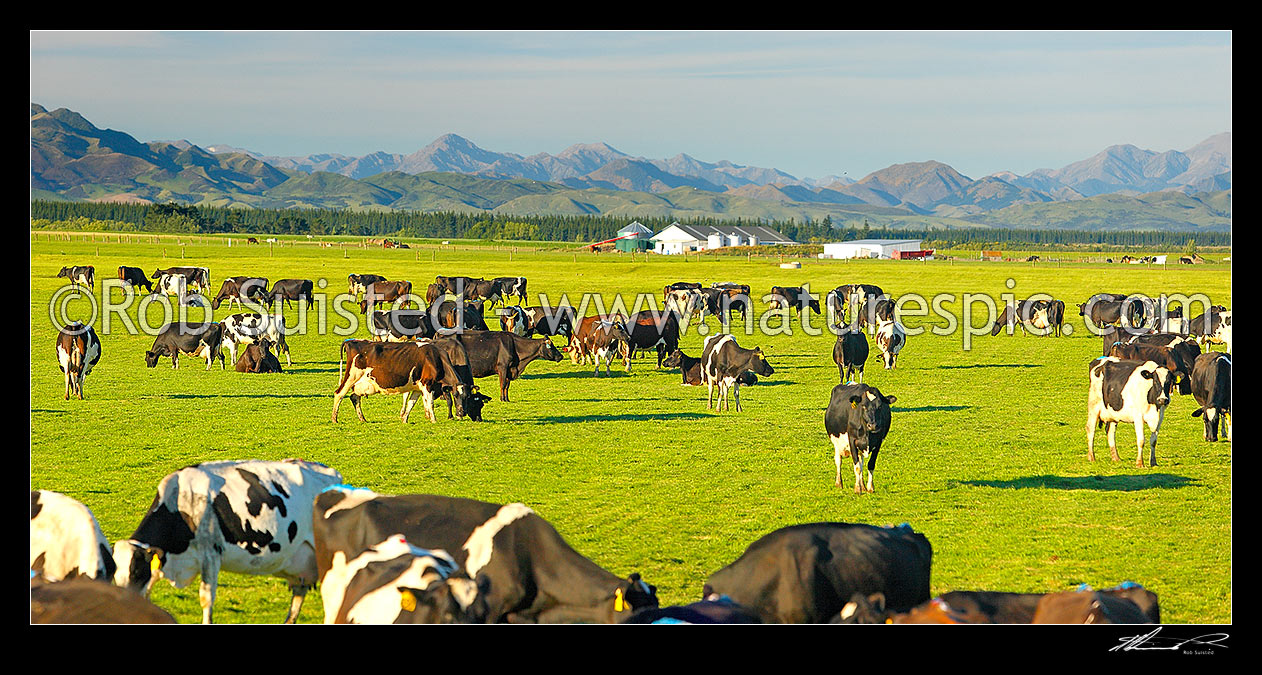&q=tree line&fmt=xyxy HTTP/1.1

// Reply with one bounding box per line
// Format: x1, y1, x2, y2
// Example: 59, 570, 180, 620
30, 199, 1231, 249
